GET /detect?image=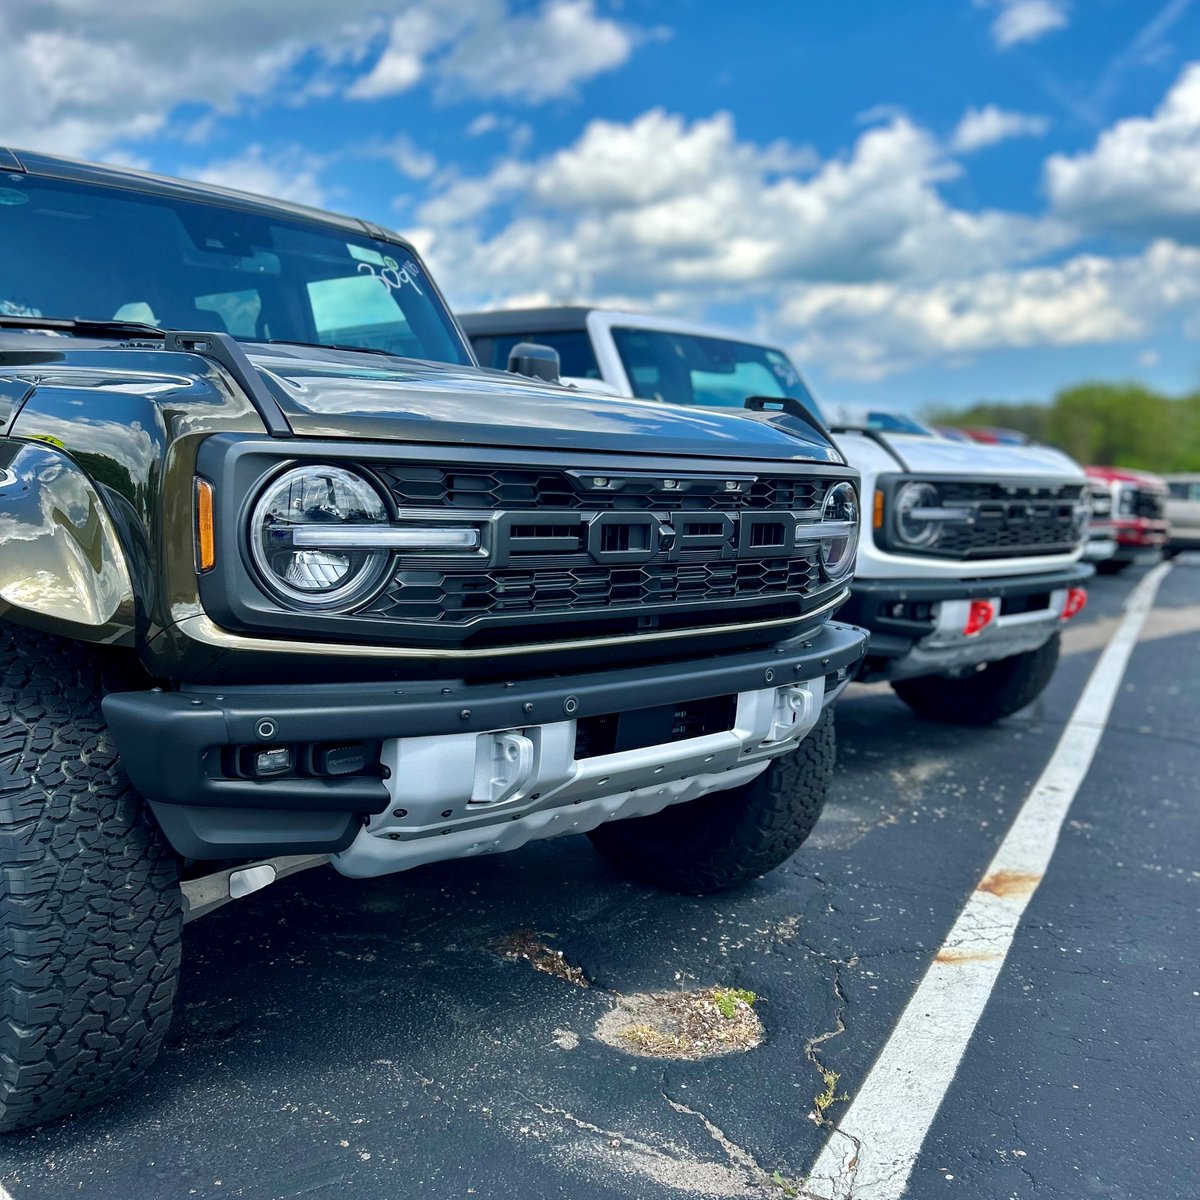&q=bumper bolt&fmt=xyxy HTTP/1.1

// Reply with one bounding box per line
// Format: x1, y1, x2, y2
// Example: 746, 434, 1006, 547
522, 702, 534, 714
764, 668, 775, 683
563, 696, 578, 715
460, 708, 471, 720
392, 808, 407, 818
